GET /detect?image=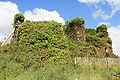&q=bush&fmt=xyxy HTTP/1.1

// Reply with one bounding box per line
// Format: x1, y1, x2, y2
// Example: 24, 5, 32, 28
105, 37, 112, 44
96, 24, 108, 37
14, 13, 25, 28
67, 18, 85, 27
96, 32, 105, 38
96, 24, 107, 33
